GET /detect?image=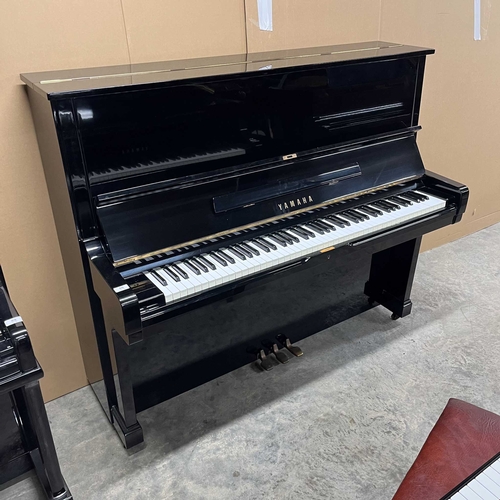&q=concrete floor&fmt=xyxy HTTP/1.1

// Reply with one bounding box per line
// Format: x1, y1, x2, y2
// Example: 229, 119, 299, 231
2, 223, 500, 500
